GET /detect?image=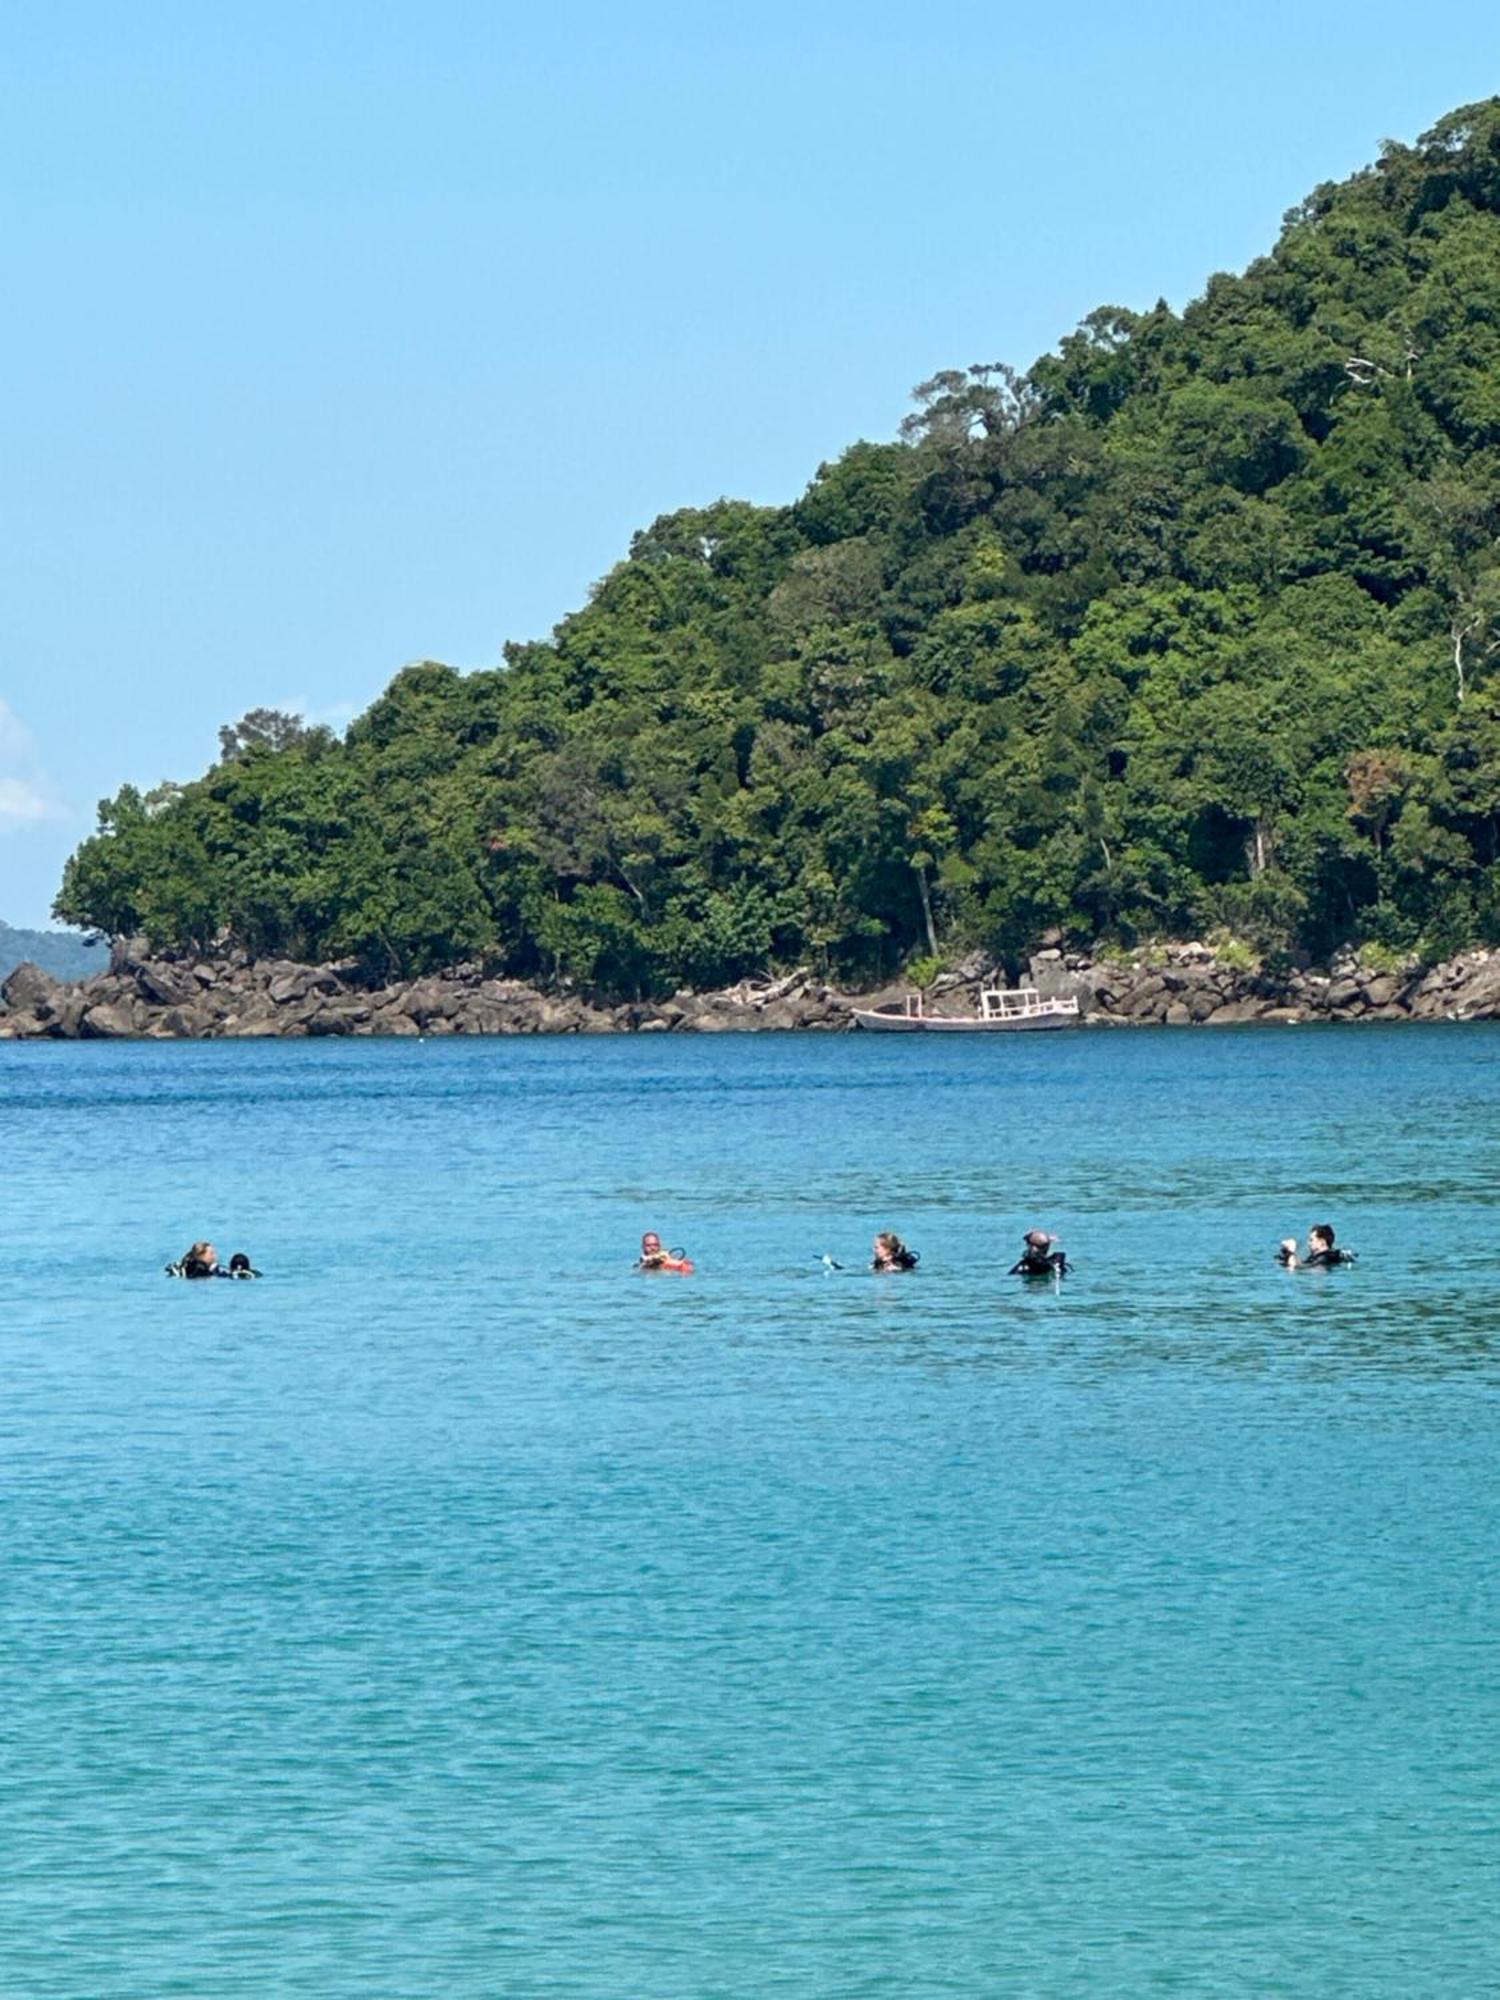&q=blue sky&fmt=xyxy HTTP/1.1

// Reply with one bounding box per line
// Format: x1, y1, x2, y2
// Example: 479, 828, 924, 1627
3, 0, 1499, 926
